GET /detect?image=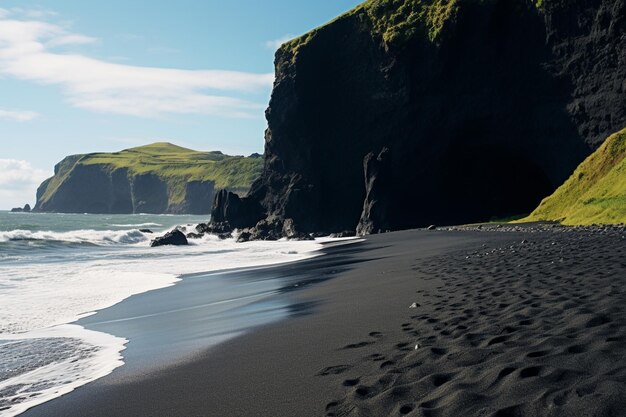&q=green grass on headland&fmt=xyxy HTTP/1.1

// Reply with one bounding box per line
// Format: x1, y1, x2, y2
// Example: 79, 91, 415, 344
520, 128, 626, 225
81, 142, 261, 190
39, 142, 263, 206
